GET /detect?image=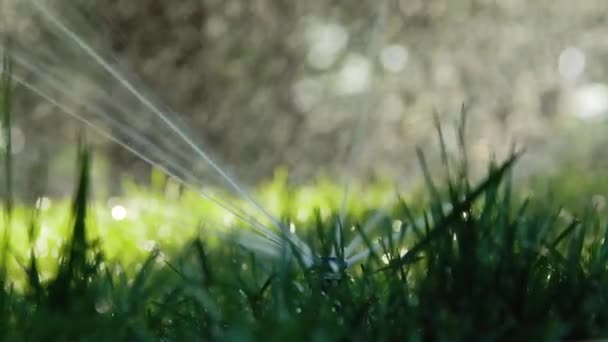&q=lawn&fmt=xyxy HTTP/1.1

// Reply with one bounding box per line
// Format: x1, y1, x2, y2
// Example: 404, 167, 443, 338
1, 138, 608, 340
